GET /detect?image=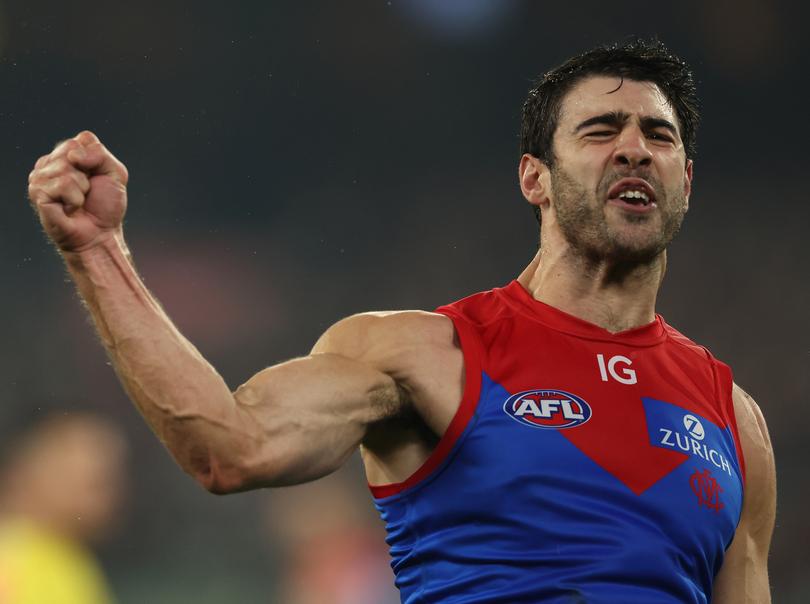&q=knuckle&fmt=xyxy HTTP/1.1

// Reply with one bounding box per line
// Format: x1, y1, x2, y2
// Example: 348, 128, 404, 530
57, 174, 75, 189
84, 142, 105, 159
48, 158, 68, 174
37, 159, 60, 179
39, 181, 57, 196
52, 139, 80, 159
28, 189, 46, 206
77, 130, 98, 142
76, 173, 91, 191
